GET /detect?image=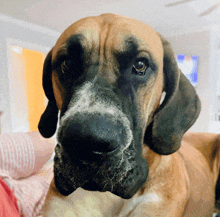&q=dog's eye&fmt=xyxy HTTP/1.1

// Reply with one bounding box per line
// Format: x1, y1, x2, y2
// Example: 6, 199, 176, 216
133, 59, 149, 76
61, 59, 71, 74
